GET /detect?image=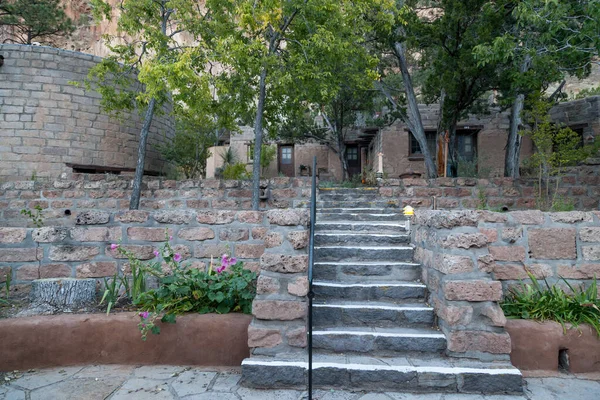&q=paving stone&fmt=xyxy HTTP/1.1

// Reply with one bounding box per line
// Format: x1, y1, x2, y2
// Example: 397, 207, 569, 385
312, 389, 357, 400
8, 366, 83, 390
0, 386, 26, 400
109, 378, 174, 400
356, 394, 392, 400
171, 370, 217, 396
30, 378, 121, 400
183, 393, 239, 400
210, 372, 242, 392
74, 364, 135, 379
133, 365, 189, 380
385, 393, 443, 400
236, 387, 302, 400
